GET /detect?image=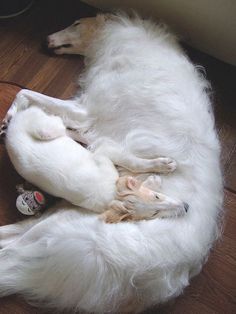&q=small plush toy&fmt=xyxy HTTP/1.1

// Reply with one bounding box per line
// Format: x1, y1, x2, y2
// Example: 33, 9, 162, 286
16, 183, 50, 215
